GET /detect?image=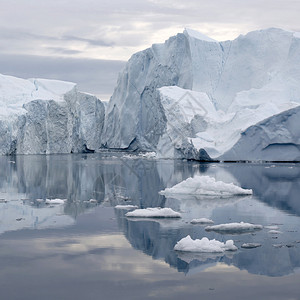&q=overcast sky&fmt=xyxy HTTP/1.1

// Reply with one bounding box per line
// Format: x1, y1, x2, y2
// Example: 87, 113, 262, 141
1, 0, 299, 100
